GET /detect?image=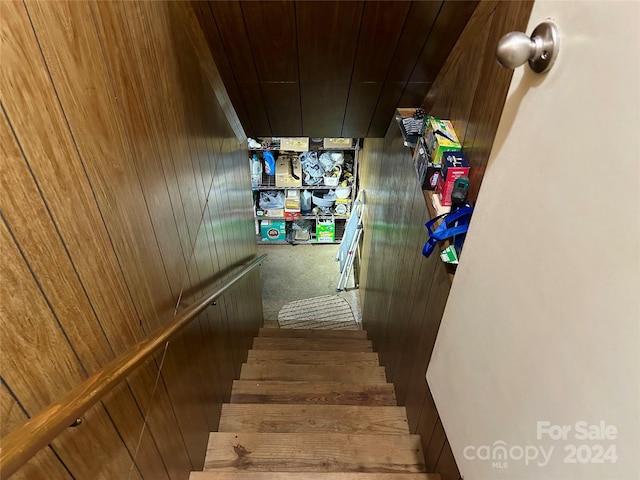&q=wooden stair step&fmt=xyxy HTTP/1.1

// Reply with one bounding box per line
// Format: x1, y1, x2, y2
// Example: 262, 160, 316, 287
191, 473, 440, 480
203, 432, 425, 473
240, 363, 386, 382
230, 381, 396, 406
189, 471, 441, 480
253, 337, 373, 352
219, 404, 410, 434
259, 327, 367, 339
246, 349, 380, 366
